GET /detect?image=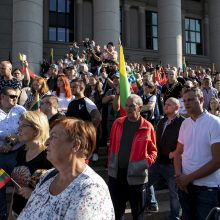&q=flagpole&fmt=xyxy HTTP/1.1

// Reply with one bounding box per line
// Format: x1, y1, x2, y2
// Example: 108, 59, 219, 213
10, 177, 21, 189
